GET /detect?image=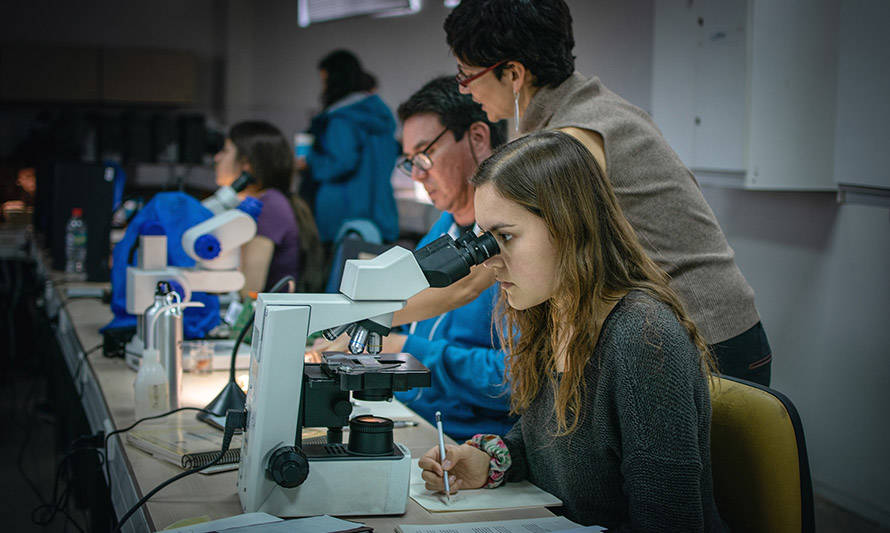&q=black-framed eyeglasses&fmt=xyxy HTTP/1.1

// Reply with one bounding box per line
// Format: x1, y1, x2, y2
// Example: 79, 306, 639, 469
397, 127, 449, 177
